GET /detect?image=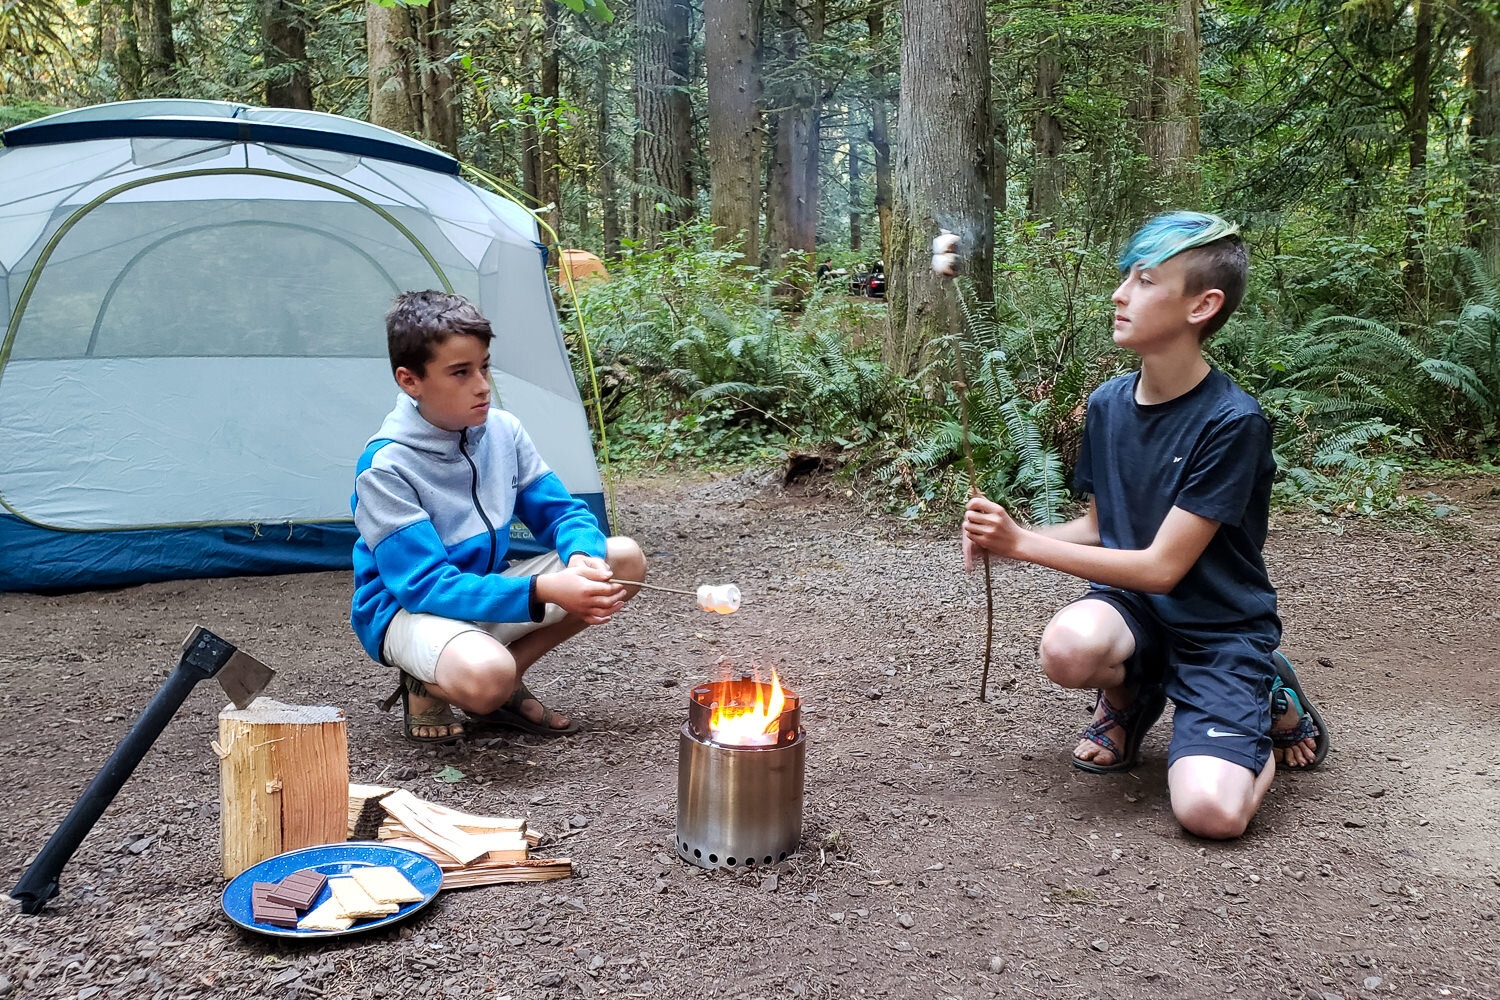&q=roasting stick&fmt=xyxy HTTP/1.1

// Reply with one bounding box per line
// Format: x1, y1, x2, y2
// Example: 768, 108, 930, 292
933, 231, 996, 703
609, 578, 693, 597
